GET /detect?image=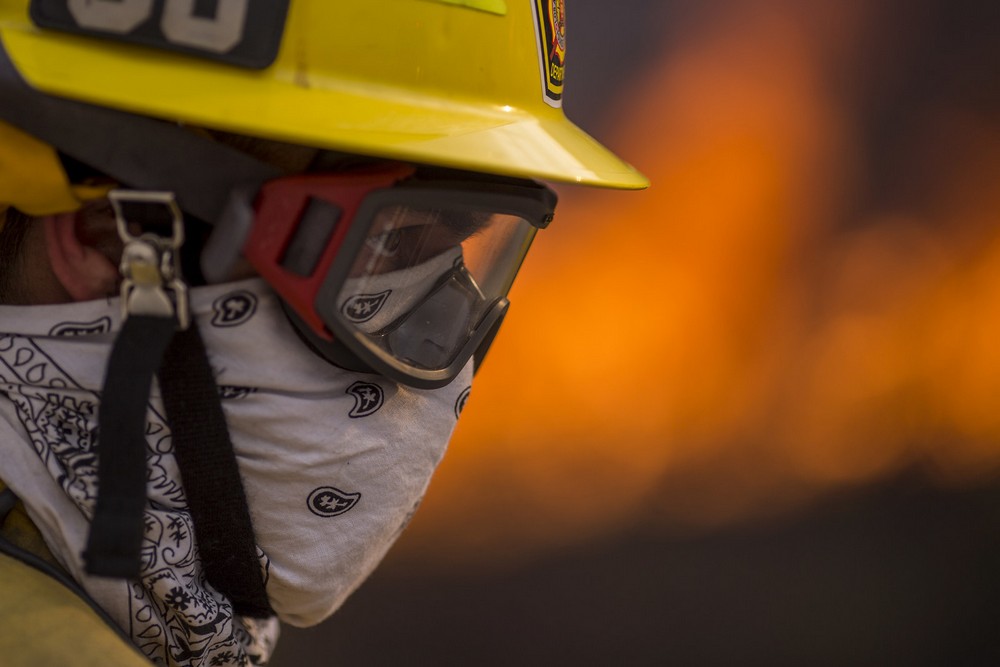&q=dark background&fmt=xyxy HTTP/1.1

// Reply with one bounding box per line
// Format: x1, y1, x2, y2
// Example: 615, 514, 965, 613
274, 472, 1000, 665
